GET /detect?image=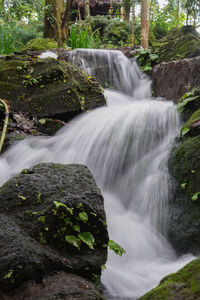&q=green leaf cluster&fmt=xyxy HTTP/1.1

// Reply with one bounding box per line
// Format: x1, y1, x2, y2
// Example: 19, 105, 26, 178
134, 49, 159, 75
108, 240, 125, 256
